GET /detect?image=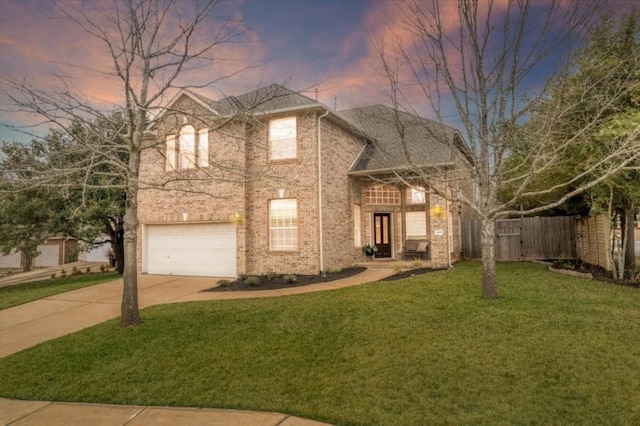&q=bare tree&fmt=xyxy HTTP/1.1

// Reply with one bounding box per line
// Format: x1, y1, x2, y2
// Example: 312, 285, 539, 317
0, 0, 259, 326
370, 0, 640, 298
